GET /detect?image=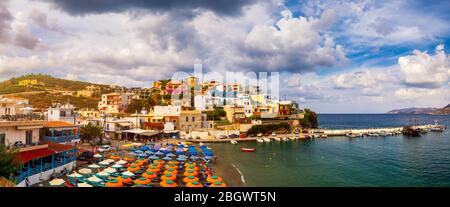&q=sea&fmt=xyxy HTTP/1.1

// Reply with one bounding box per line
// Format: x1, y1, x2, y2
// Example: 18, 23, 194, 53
209, 114, 450, 187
